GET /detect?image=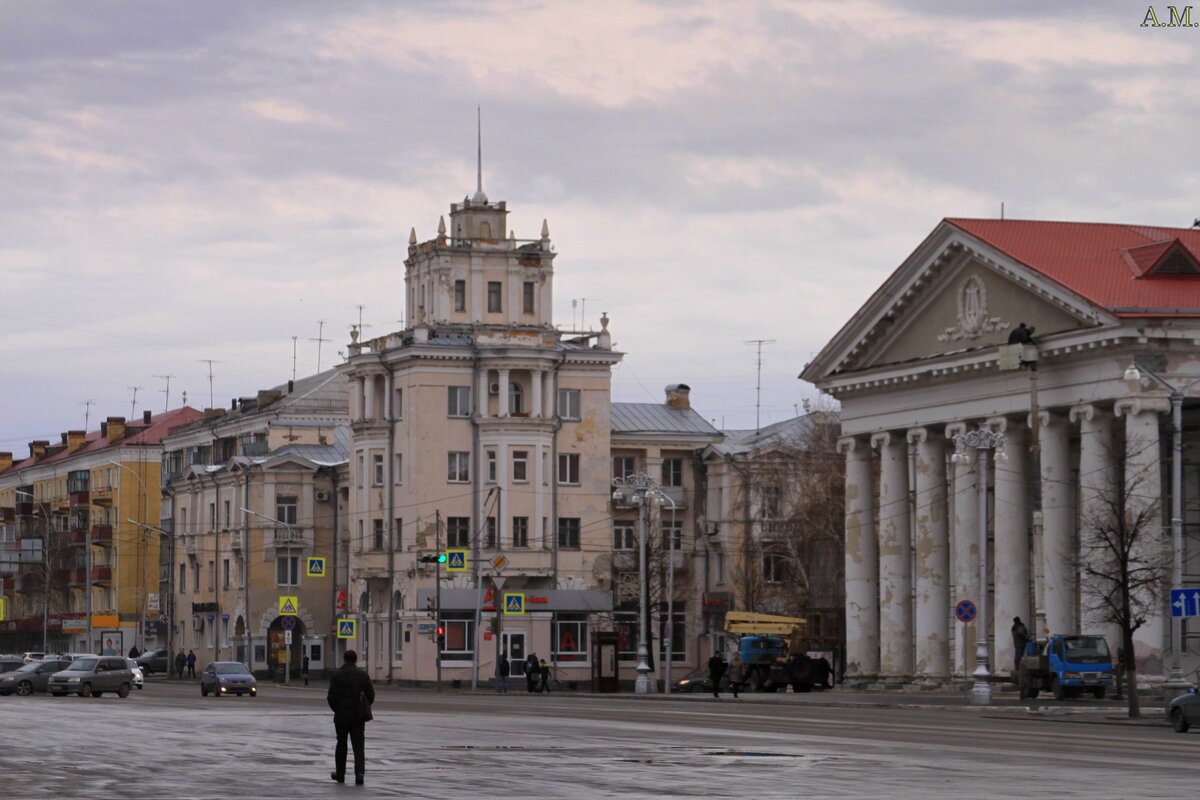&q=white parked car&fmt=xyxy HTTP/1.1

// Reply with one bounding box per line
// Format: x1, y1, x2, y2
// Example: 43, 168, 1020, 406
21, 652, 47, 663
126, 658, 145, 690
